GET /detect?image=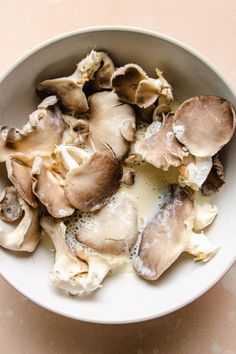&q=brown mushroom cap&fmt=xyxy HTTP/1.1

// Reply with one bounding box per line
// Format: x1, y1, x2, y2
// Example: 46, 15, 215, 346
201, 155, 225, 195
111, 64, 148, 104
93, 52, 115, 89
87, 91, 136, 159
0, 186, 22, 222
173, 96, 236, 157
64, 151, 123, 212
135, 113, 188, 171
6, 156, 38, 208
135, 78, 162, 109
37, 78, 89, 114
32, 156, 74, 218
133, 185, 194, 280
76, 196, 138, 254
